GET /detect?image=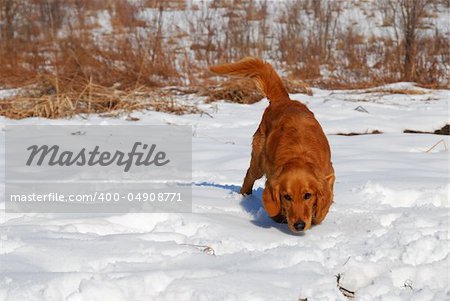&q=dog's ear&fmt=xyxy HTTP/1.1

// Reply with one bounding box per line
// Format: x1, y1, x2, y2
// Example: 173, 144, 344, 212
262, 181, 281, 218
313, 173, 335, 225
